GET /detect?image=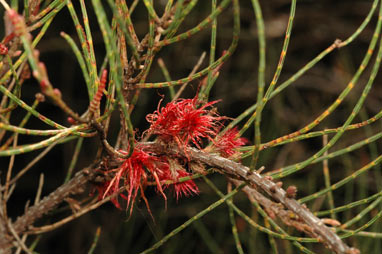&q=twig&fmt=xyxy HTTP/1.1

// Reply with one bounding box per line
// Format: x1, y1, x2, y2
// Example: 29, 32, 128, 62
230, 178, 311, 234
6, 219, 33, 254
91, 120, 129, 158
27, 188, 124, 235
144, 142, 359, 254
0, 140, 58, 191
0, 140, 360, 254
2, 134, 18, 219
15, 234, 27, 254
0, 189, 10, 252
0, 163, 98, 251
172, 52, 206, 101
34, 174, 44, 205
